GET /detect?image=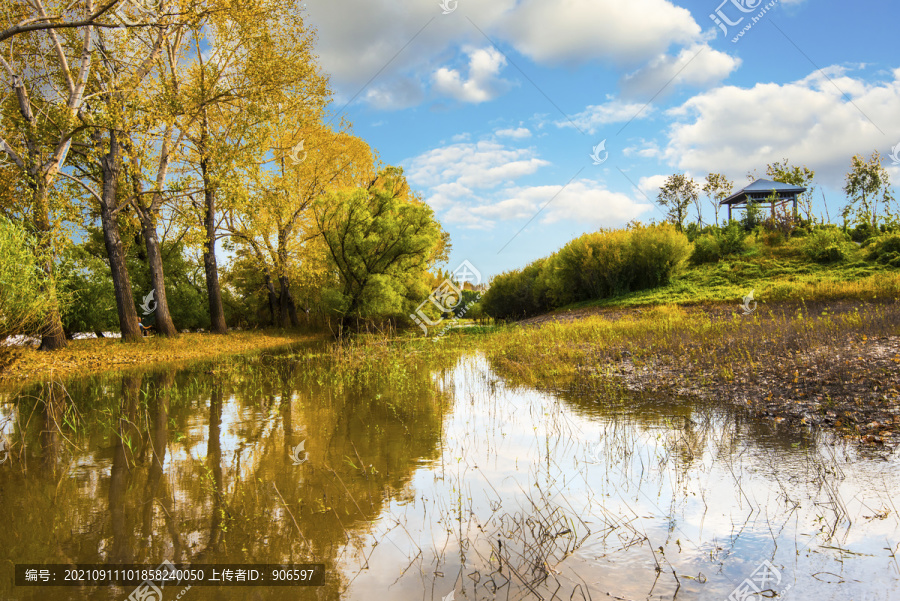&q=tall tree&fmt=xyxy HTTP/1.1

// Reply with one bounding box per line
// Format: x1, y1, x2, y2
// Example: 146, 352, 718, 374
766, 159, 816, 222
66, 17, 169, 342
225, 127, 373, 327
175, 2, 320, 333
702, 173, 732, 226
657, 174, 699, 232
119, 24, 194, 338
0, 1, 98, 349
842, 151, 895, 228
